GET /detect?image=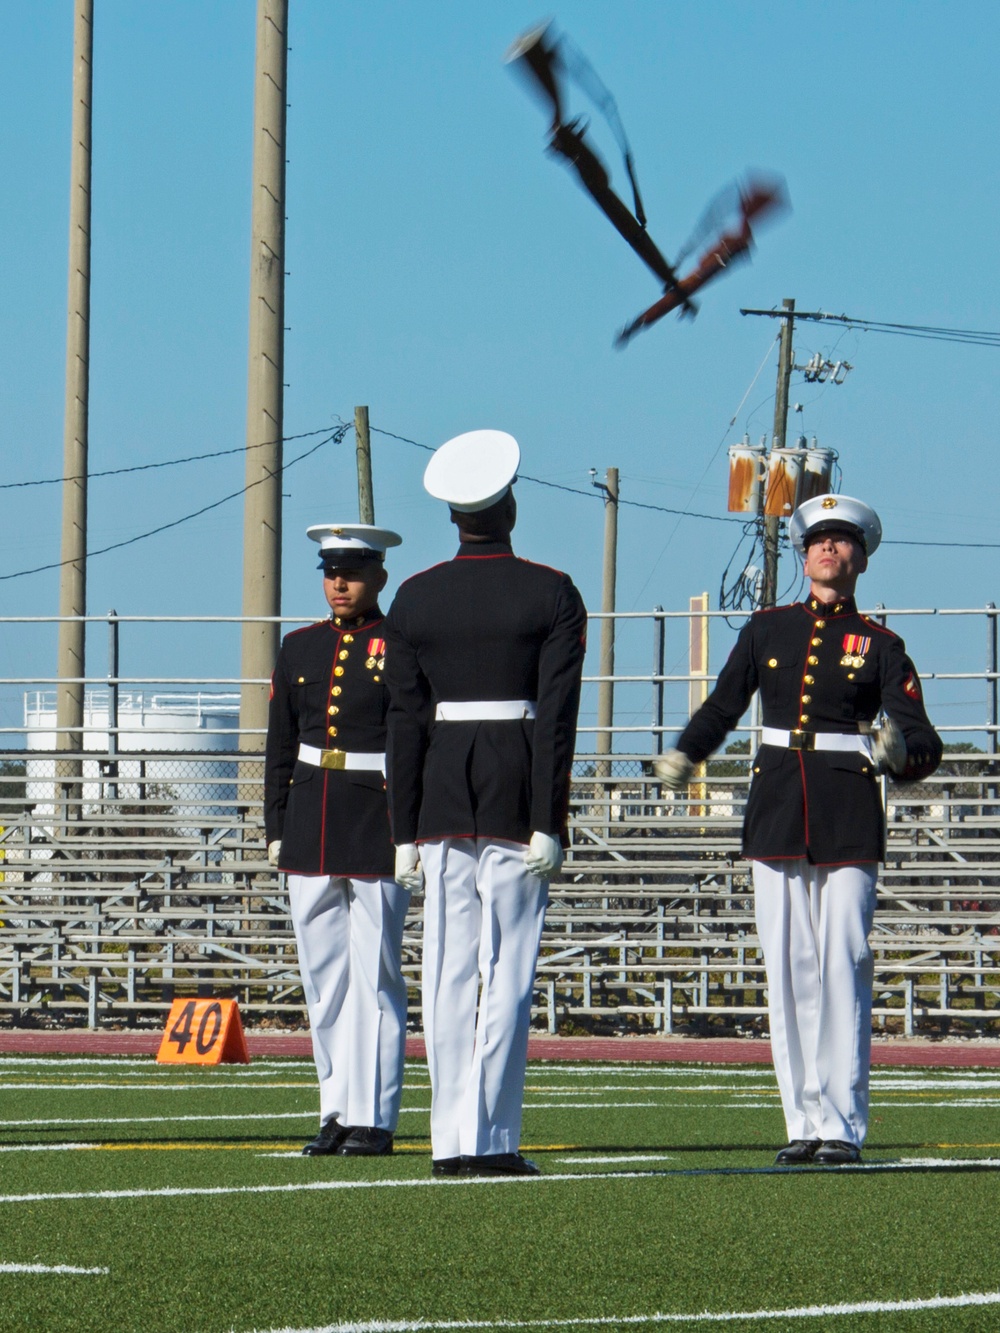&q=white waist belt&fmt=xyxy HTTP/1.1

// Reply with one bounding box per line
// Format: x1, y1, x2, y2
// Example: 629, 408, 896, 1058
434, 699, 537, 722
761, 727, 870, 755
297, 743, 386, 772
